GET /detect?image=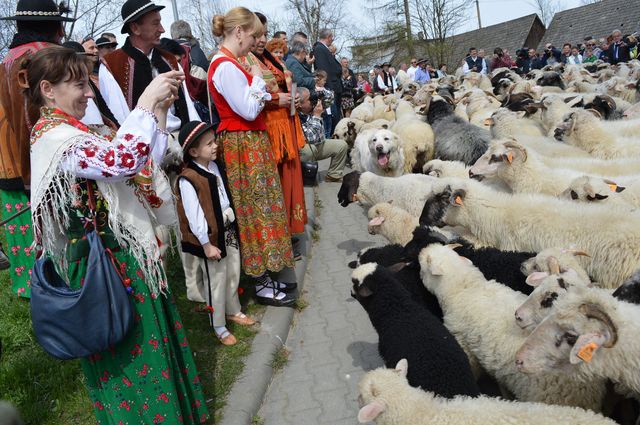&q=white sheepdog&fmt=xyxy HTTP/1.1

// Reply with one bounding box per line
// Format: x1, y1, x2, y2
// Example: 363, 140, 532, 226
351, 128, 405, 177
